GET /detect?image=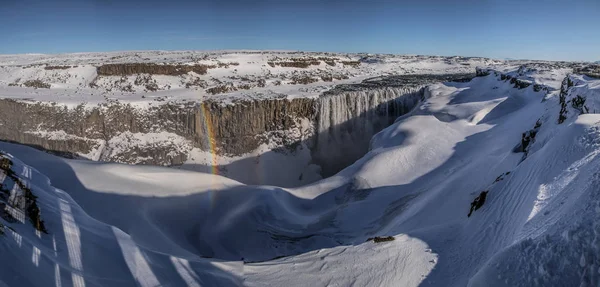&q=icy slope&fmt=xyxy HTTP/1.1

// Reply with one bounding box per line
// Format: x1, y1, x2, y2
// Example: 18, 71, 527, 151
470, 115, 600, 286
0, 68, 599, 286
0, 147, 243, 287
